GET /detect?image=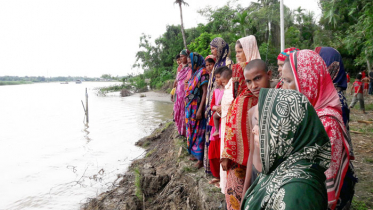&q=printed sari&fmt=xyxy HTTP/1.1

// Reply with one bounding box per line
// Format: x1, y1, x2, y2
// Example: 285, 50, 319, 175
185, 53, 209, 161
242, 88, 331, 210
204, 37, 233, 174
173, 64, 190, 136
289, 50, 352, 209
222, 35, 260, 210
